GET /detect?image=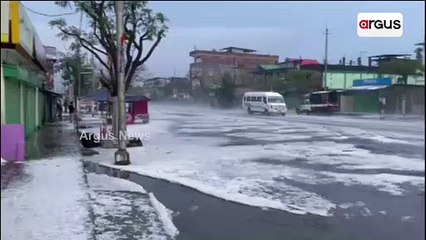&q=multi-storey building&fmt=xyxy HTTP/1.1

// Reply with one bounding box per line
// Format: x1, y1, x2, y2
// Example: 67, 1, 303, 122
189, 47, 279, 93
